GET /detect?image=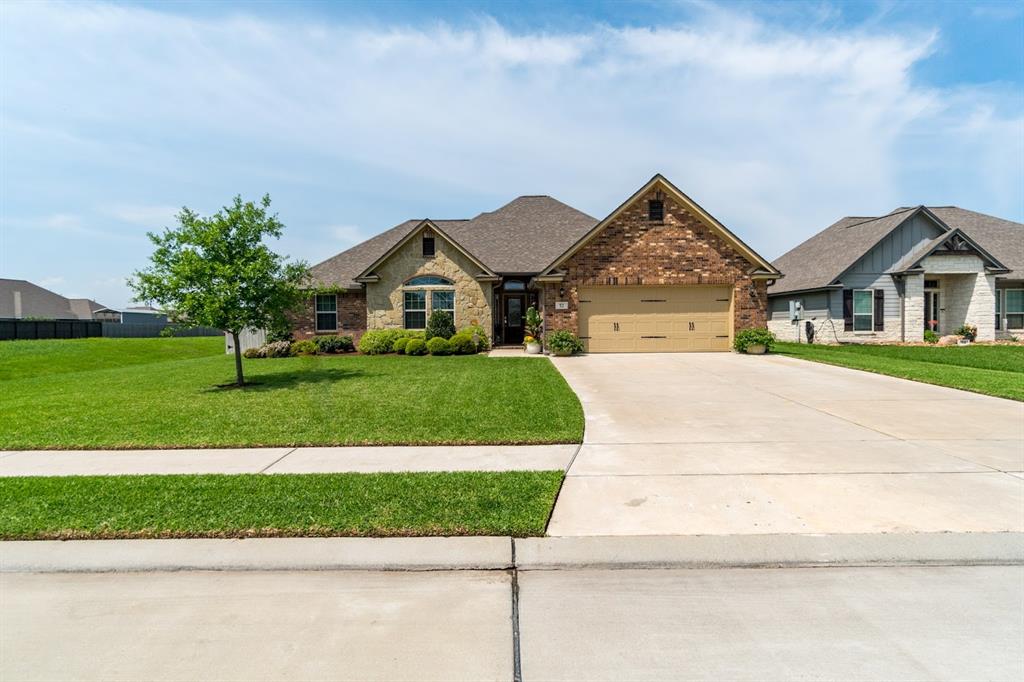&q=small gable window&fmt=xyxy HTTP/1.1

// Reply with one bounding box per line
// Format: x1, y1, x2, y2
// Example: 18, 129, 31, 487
315, 294, 337, 332
406, 276, 452, 286
648, 199, 664, 222
422, 235, 435, 257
